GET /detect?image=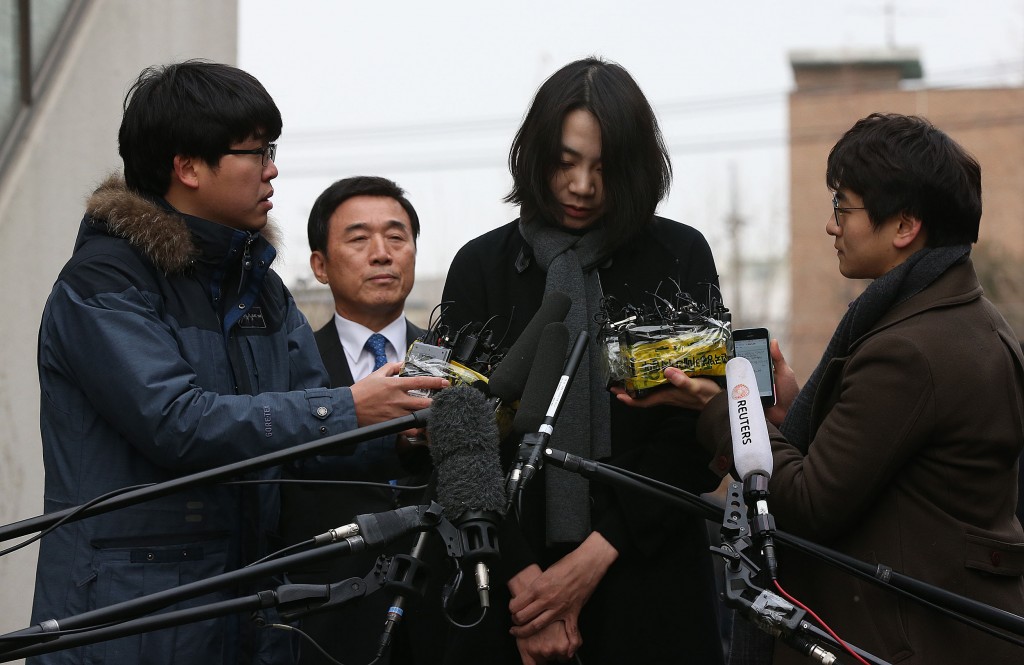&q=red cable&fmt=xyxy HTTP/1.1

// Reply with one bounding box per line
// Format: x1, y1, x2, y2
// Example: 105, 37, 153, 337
772, 579, 872, 665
